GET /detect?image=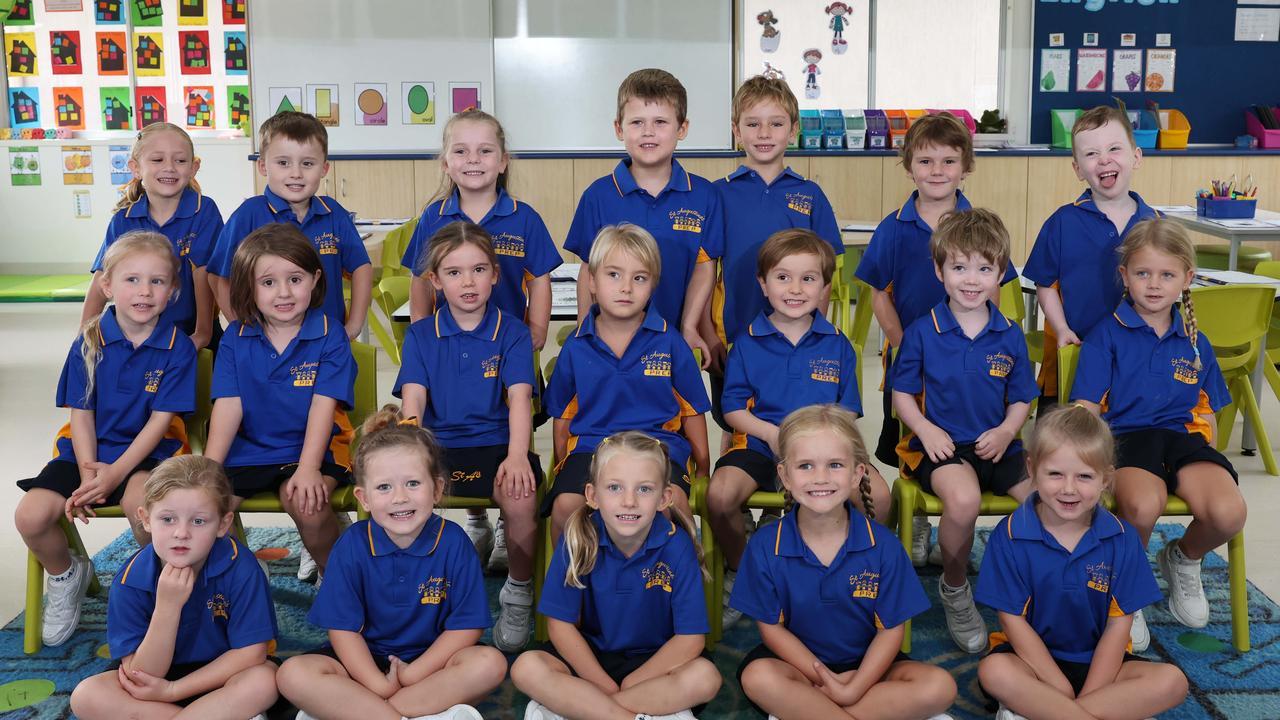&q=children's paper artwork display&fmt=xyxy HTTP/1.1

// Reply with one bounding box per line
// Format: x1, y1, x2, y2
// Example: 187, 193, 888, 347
96, 30, 126, 74
50, 30, 82, 74
133, 30, 163, 76
1075, 49, 1107, 92
129, 0, 161, 26
1111, 49, 1142, 93
108, 144, 131, 184
307, 83, 339, 126
8, 88, 41, 128
448, 82, 480, 113
6, 0, 35, 24
94, 0, 123, 24
757, 9, 780, 52
1039, 48, 1070, 92
355, 83, 388, 126
7, 32, 39, 76
53, 86, 85, 129
221, 0, 244, 25
223, 30, 246, 74
100, 86, 131, 129
801, 48, 821, 98
10, 146, 42, 186
268, 86, 301, 116
177, 0, 205, 25
825, 2, 850, 54
226, 84, 250, 130
1145, 49, 1175, 92
184, 85, 214, 128
402, 81, 434, 125
62, 145, 92, 184
134, 85, 167, 126
179, 30, 211, 74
